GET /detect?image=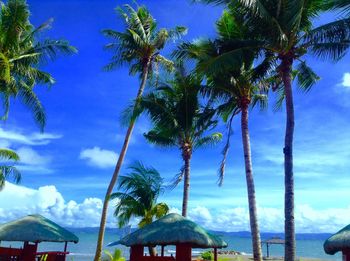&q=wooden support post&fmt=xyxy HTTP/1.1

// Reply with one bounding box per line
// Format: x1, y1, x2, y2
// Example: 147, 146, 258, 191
343, 250, 350, 261
214, 248, 218, 261
130, 246, 144, 261
64, 242, 68, 252
161, 245, 165, 256
267, 243, 269, 258
176, 244, 192, 261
